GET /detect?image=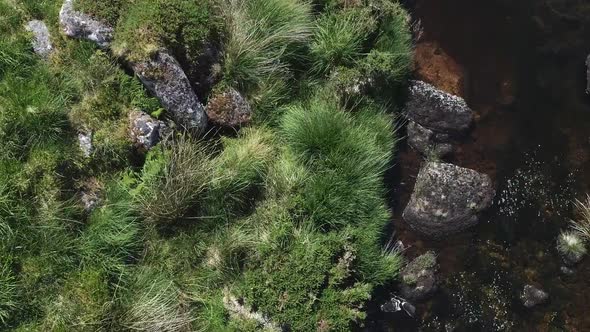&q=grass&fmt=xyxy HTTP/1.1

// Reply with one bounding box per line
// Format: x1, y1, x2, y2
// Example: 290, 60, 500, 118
134, 135, 215, 224
557, 231, 587, 264
1, 0, 414, 330
310, 8, 376, 75
570, 194, 590, 241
